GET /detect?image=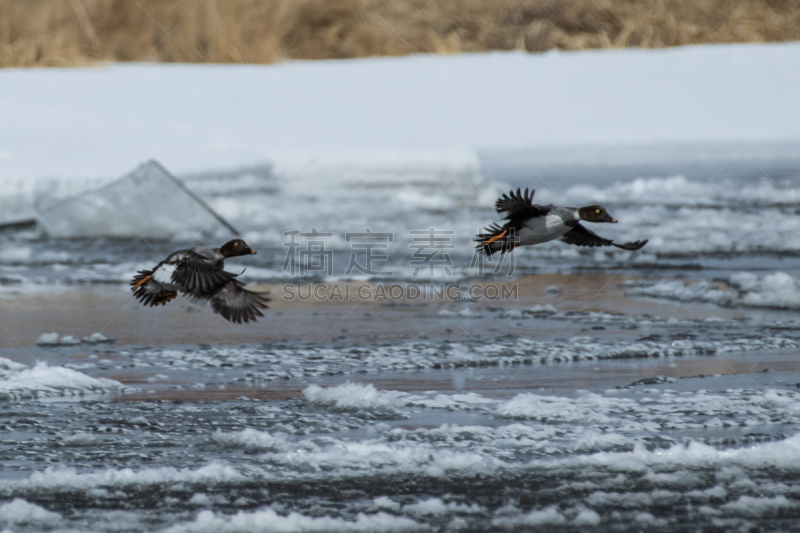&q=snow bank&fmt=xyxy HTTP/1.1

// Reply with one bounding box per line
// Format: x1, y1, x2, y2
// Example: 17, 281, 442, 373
2, 43, 799, 185
0, 362, 128, 400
